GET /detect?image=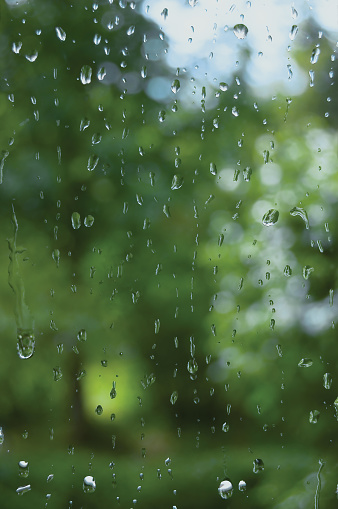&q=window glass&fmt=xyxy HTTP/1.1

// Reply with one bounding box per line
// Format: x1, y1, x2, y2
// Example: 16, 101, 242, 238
0, 0, 337, 507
